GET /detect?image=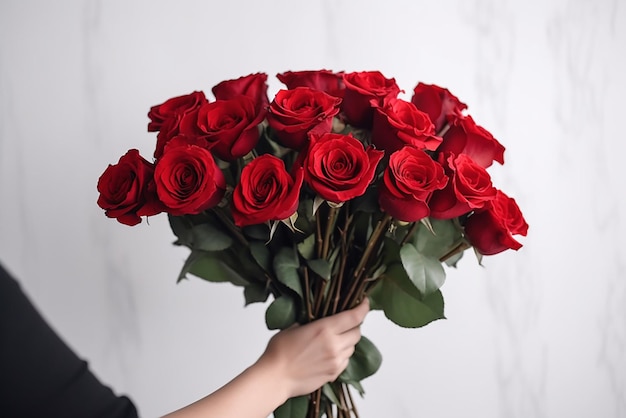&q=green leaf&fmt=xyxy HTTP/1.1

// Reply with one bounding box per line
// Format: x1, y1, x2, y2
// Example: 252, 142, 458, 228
244, 284, 269, 306
444, 250, 464, 267
414, 218, 463, 259
273, 395, 308, 418
168, 215, 192, 247
274, 246, 303, 298
185, 250, 250, 286
297, 234, 316, 260
249, 241, 271, 272
369, 266, 445, 328
307, 258, 331, 281
322, 383, 341, 406
400, 243, 446, 296
191, 223, 233, 251
242, 224, 270, 241
294, 198, 315, 234
338, 336, 382, 395
265, 295, 297, 330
